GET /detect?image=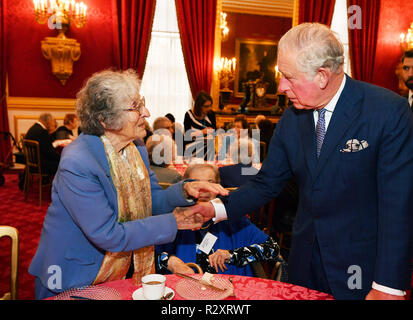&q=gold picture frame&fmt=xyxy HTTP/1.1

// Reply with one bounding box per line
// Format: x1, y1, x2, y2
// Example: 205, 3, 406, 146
234, 38, 278, 98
